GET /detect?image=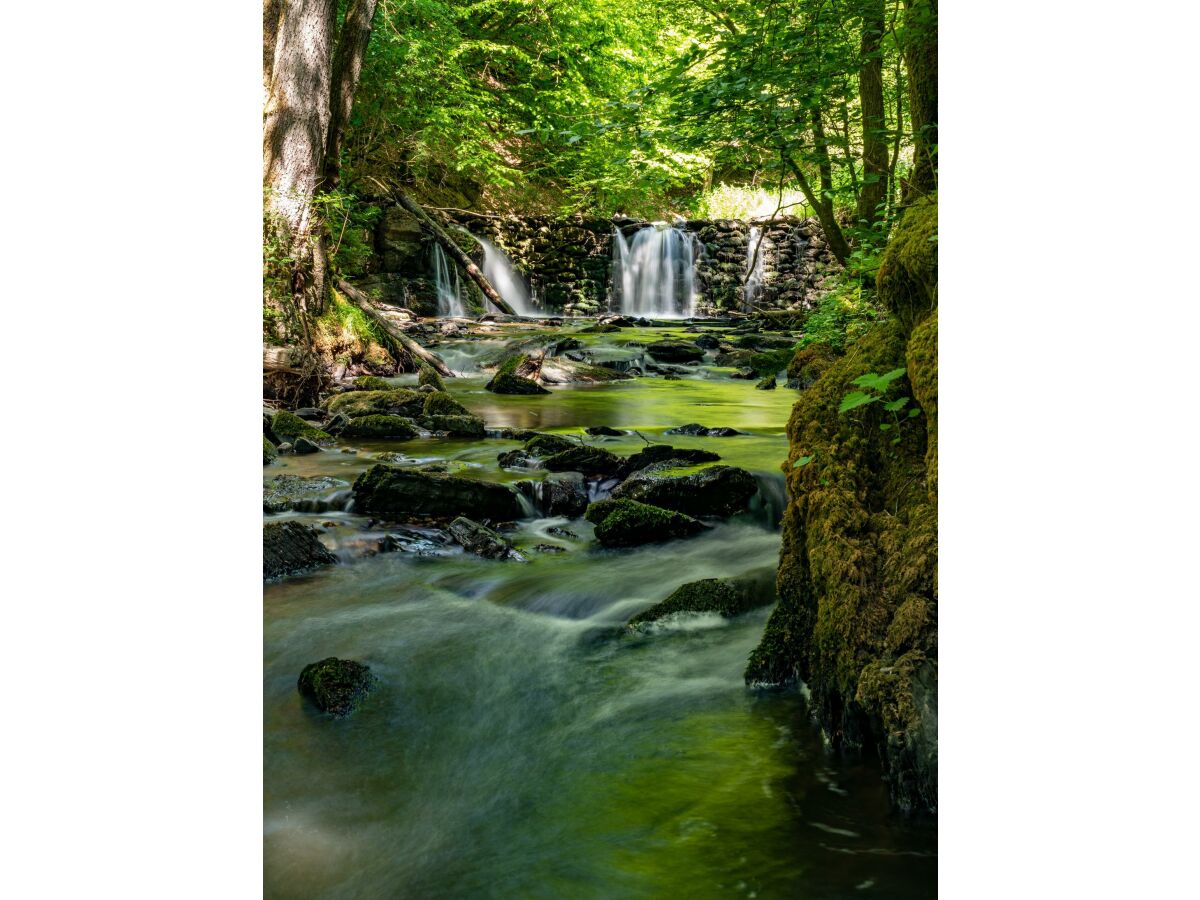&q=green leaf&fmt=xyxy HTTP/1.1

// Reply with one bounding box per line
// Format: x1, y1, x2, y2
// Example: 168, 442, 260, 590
792, 455, 814, 468
879, 422, 892, 431
908, 408, 922, 418
883, 397, 910, 412
838, 391, 879, 414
